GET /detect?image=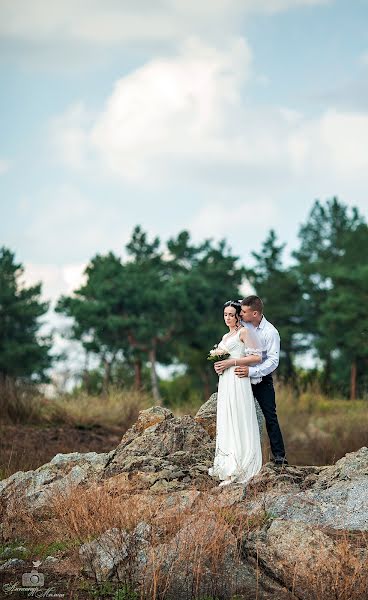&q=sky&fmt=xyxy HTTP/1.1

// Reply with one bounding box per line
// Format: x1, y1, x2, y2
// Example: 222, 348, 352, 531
1, 0, 368, 382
